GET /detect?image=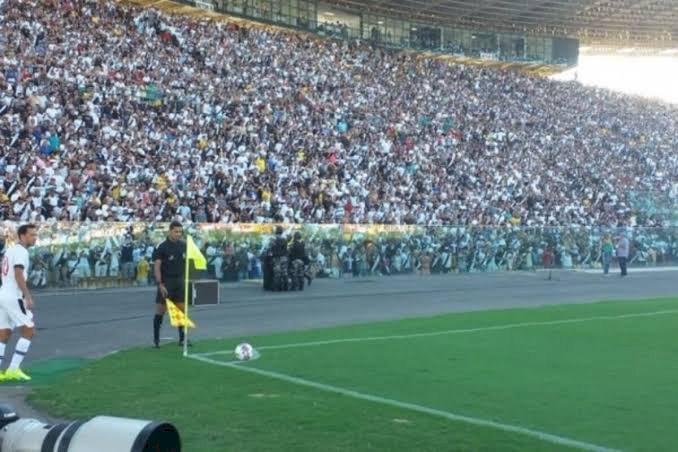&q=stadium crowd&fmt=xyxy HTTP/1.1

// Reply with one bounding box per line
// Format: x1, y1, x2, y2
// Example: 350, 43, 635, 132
1, 0, 677, 228
5, 221, 675, 289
